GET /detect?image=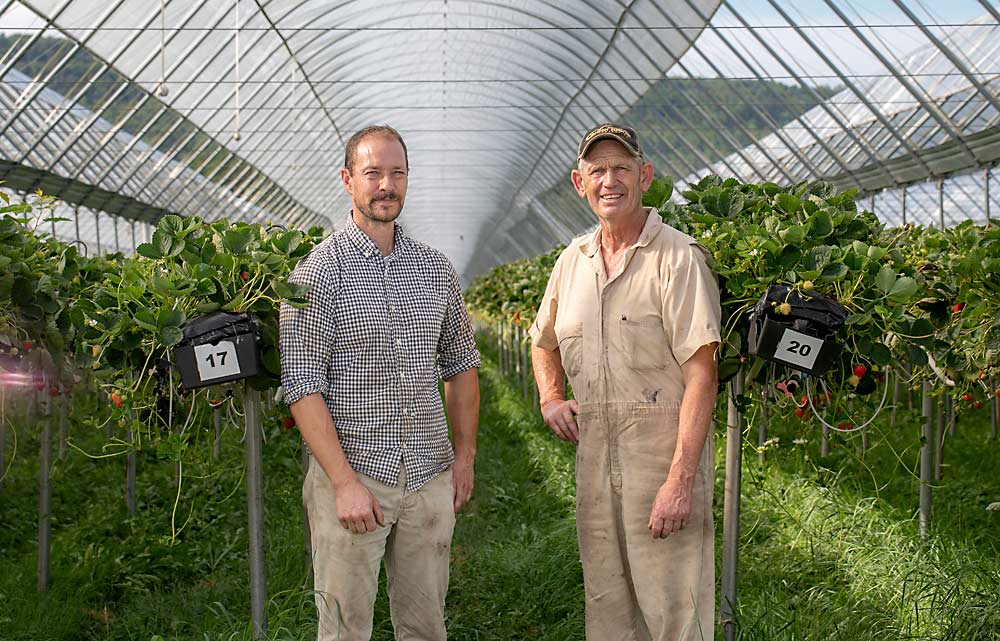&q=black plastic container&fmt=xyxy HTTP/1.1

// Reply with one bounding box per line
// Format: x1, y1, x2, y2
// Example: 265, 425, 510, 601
174, 312, 260, 389
748, 285, 847, 376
